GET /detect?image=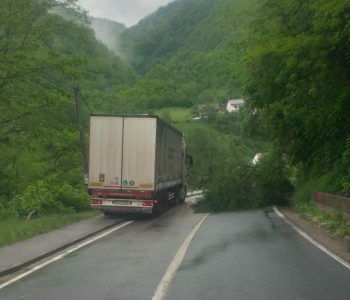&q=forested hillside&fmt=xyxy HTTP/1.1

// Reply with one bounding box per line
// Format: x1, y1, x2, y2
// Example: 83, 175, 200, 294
116, 0, 350, 208
242, 0, 350, 200
0, 0, 135, 218
89, 17, 126, 56
112, 0, 245, 110
1, 0, 349, 222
